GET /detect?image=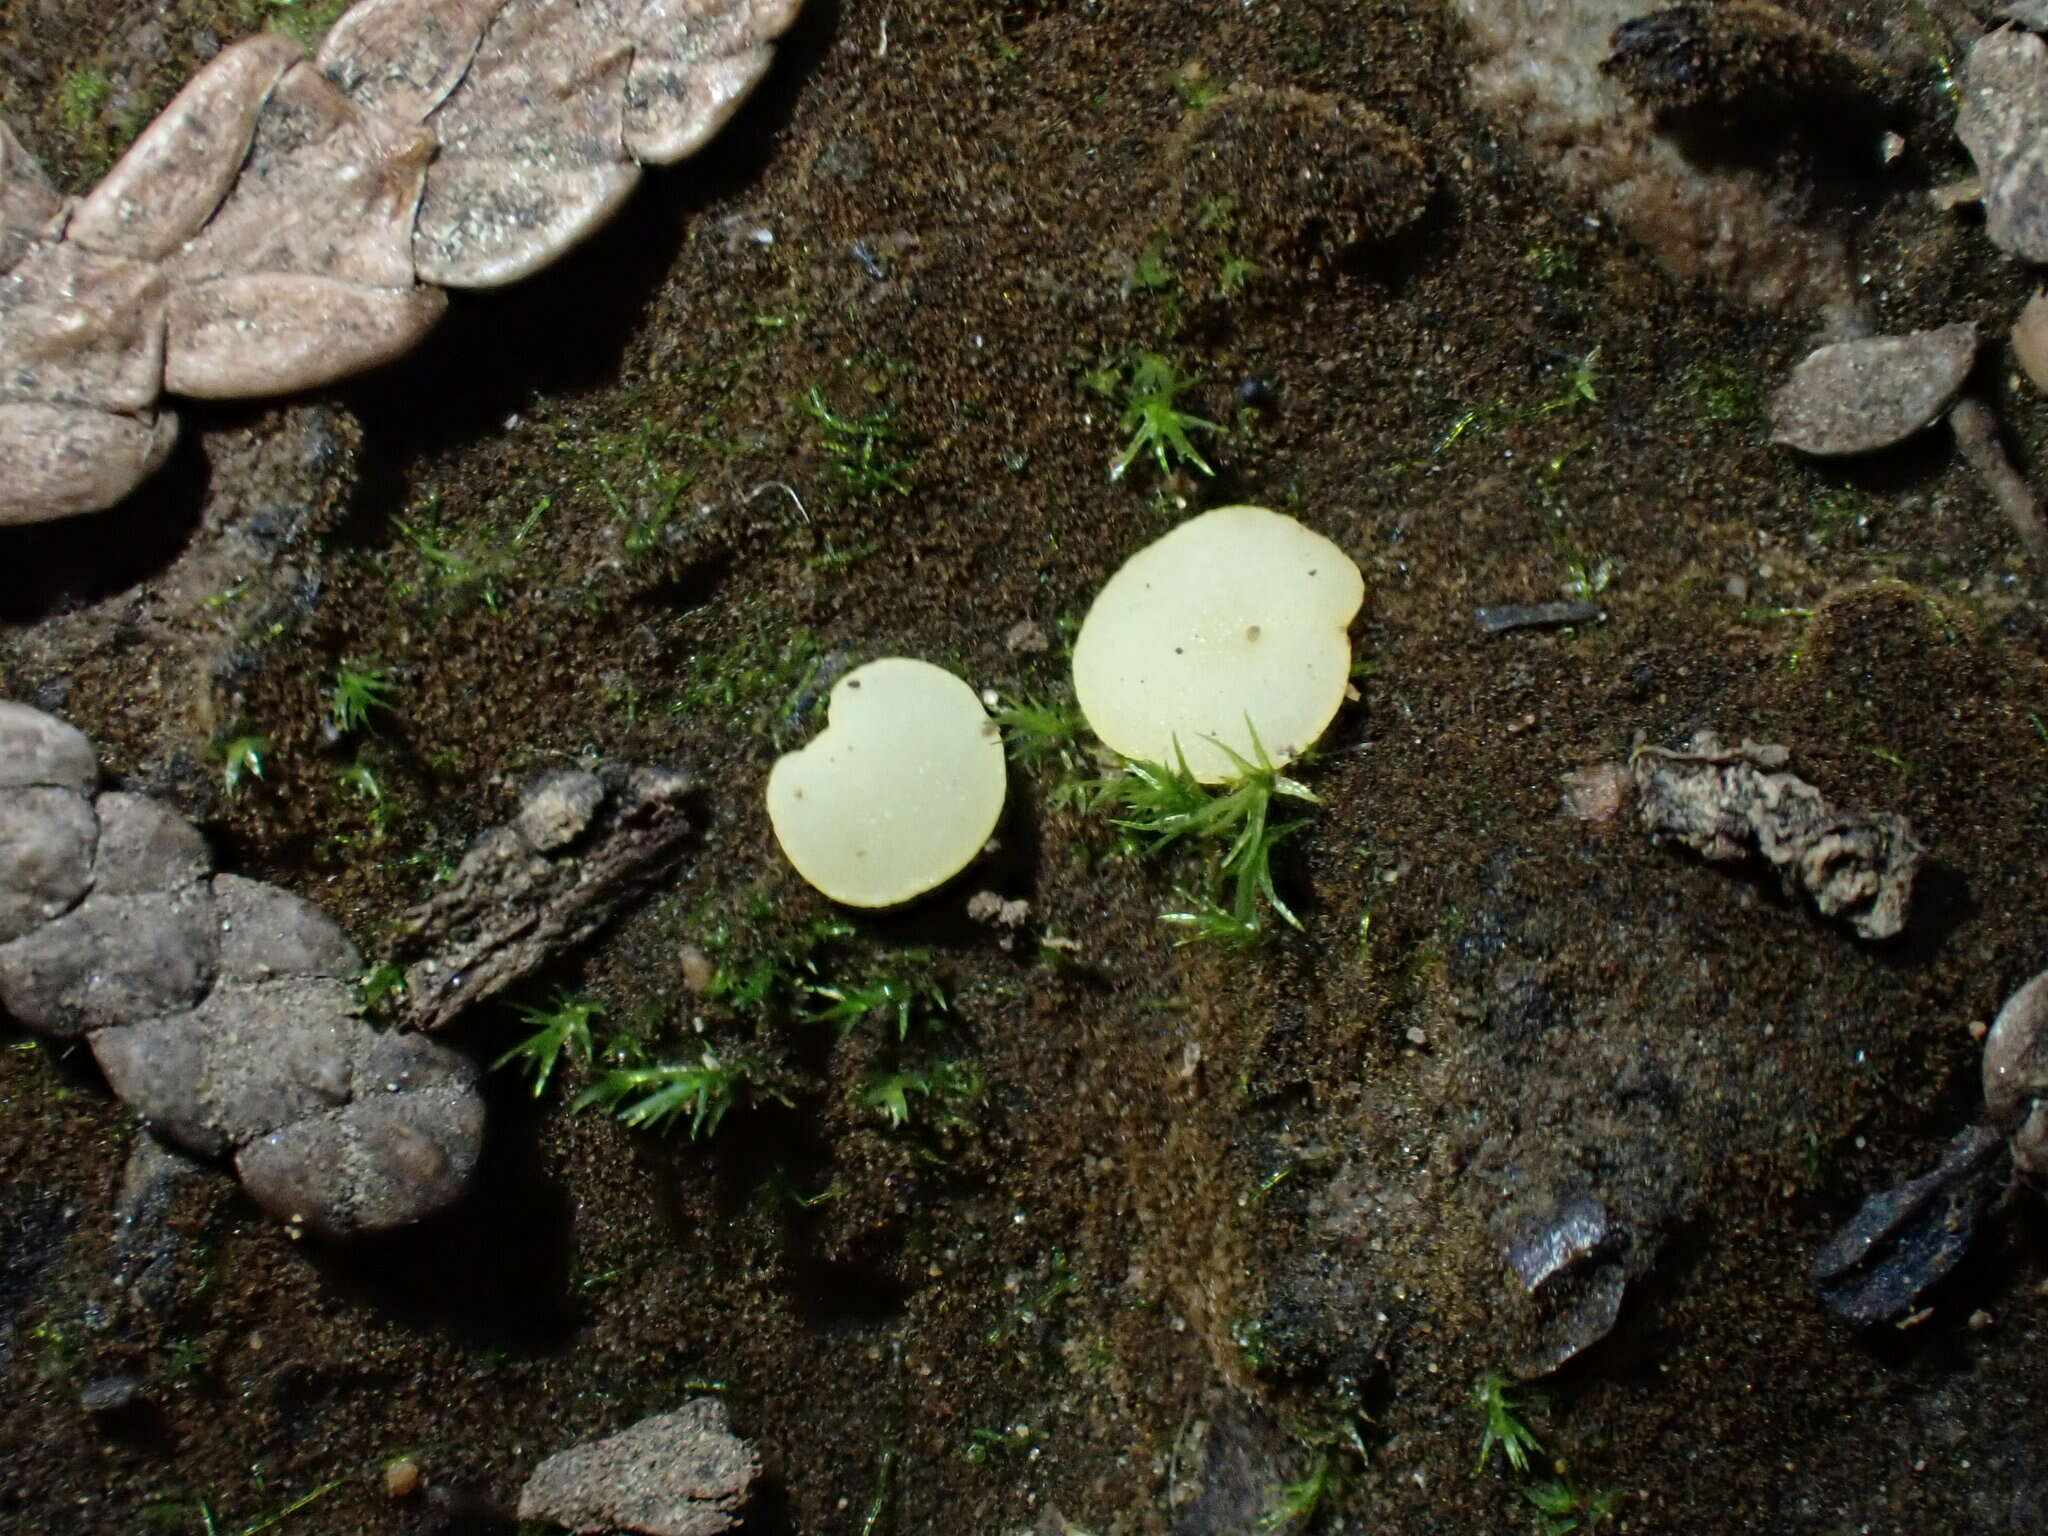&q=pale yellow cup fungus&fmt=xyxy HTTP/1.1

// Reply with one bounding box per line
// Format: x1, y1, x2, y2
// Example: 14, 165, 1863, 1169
766, 657, 1007, 907
1072, 505, 1364, 781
